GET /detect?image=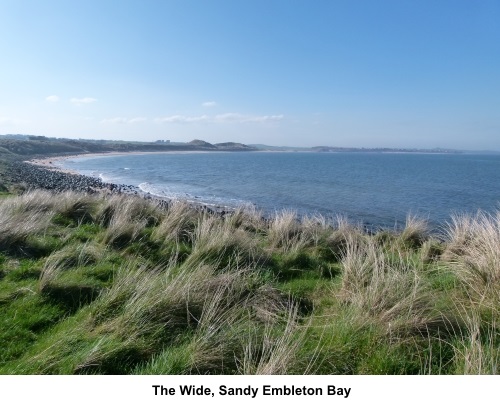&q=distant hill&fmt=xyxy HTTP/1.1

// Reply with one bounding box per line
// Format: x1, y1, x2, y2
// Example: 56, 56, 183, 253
188, 139, 217, 149
249, 144, 310, 151
188, 139, 256, 151
4, 135, 495, 159
0, 136, 256, 160
214, 142, 255, 151
251, 144, 465, 154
